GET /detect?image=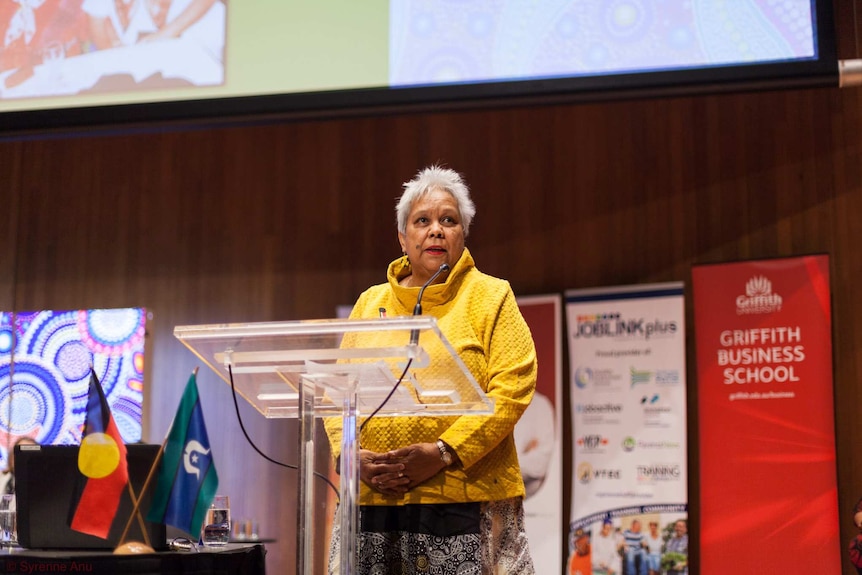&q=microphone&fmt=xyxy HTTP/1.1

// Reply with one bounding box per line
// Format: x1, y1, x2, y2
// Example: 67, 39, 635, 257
363, 263, 450, 432
410, 263, 450, 345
